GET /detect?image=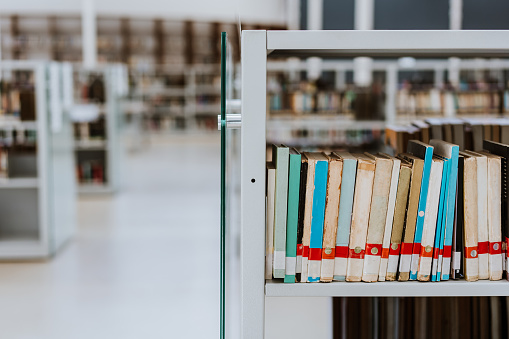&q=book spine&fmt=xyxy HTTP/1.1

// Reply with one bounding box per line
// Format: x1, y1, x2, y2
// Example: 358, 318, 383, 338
476, 156, 490, 280
284, 153, 301, 283
320, 159, 343, 282
346, 160, 375, 282
452, 157, 464, 280
432, 159, 449, 282
301, 160, 316, 282
295, 160, 308, 282
488, 156, 503, 281
334, 159, 357, 281
378, 159, 401, 281
418, 160, 443, 281
386, 167, 411, 281
265, 165, 276, 279
362, 158, 393, 282
308, 160, 328, 282
441, 147, 459, 281
464, 157, 479, 281
273, 146, 289, 279
410, 147, 433, 280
